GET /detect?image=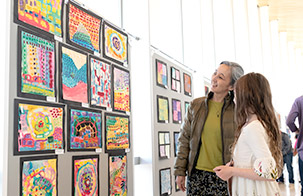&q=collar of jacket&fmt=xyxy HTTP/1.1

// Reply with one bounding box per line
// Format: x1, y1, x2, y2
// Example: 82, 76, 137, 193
206, 91, 234, 105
